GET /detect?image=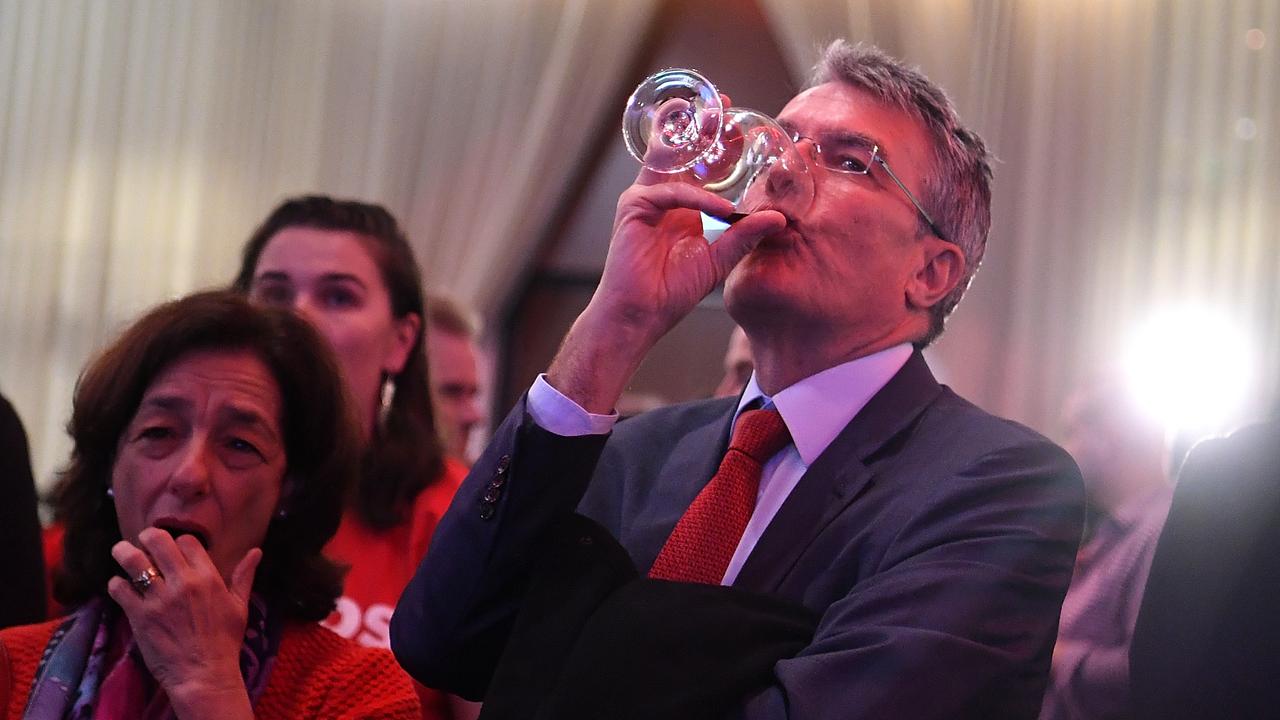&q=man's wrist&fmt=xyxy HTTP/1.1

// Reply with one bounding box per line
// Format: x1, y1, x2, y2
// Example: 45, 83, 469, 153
529, 375, 618, 436
546, 301, 658, 414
